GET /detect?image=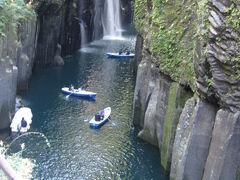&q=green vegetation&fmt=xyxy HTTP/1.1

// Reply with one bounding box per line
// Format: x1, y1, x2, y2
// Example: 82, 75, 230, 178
226, 2, 240, 32
0, 0, 35, 37
225, 2, 240, 79
134, 0, 201, 89
134, 0, 148, 34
